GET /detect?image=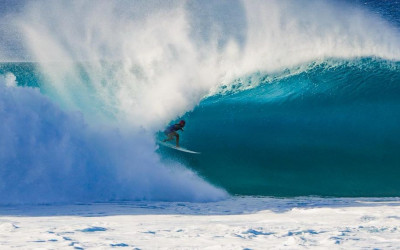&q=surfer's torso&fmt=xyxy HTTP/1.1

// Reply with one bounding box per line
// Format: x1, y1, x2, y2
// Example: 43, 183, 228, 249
164, 124, 183, 134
